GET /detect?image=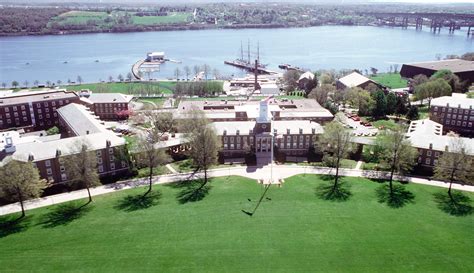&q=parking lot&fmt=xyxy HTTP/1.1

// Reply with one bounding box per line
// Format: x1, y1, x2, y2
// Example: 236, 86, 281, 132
336, 113, 378, 137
